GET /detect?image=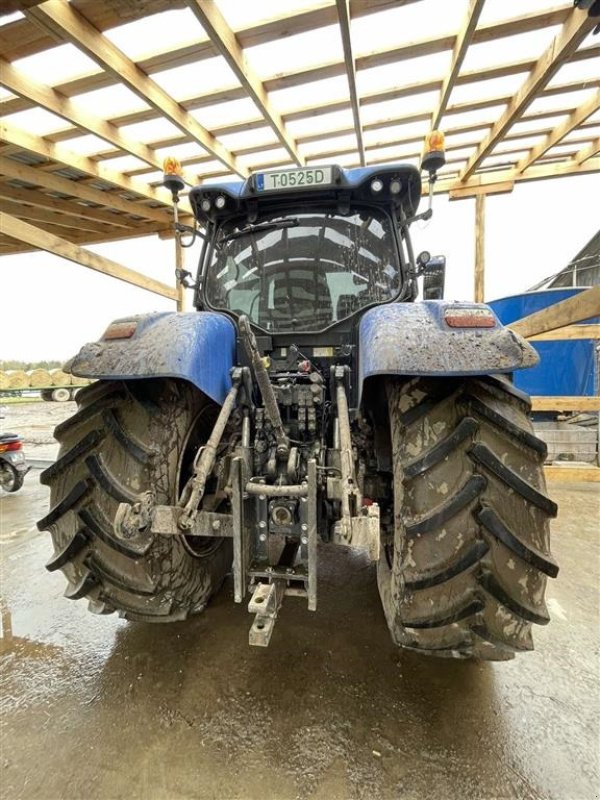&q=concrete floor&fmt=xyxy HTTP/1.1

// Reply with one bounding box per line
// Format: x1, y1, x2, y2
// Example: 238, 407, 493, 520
1, 404, 599, 800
